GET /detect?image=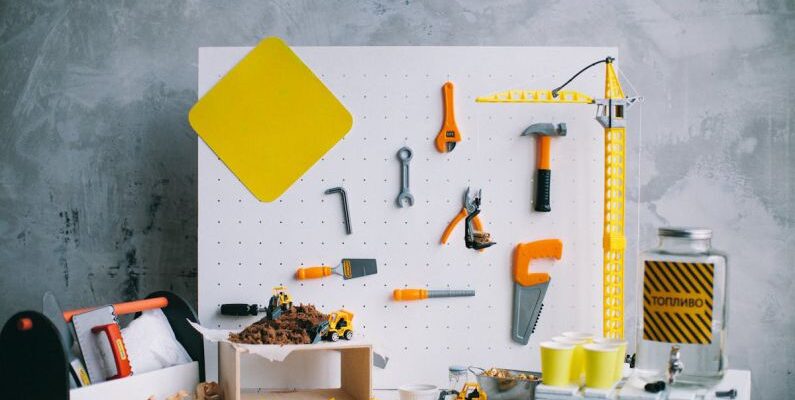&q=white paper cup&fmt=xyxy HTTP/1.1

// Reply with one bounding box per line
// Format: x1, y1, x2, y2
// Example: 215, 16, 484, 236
399, 384, 439, 400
